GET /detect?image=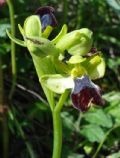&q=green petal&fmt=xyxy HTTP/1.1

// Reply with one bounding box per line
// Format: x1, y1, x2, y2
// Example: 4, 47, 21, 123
52, 24, 68, 44
67, 55, 86, 64
6, 30, 26, 47
42, 25, 53, 38
89, 58, 105, 80
82, 55, 105, 80
41, 74, 74, 94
